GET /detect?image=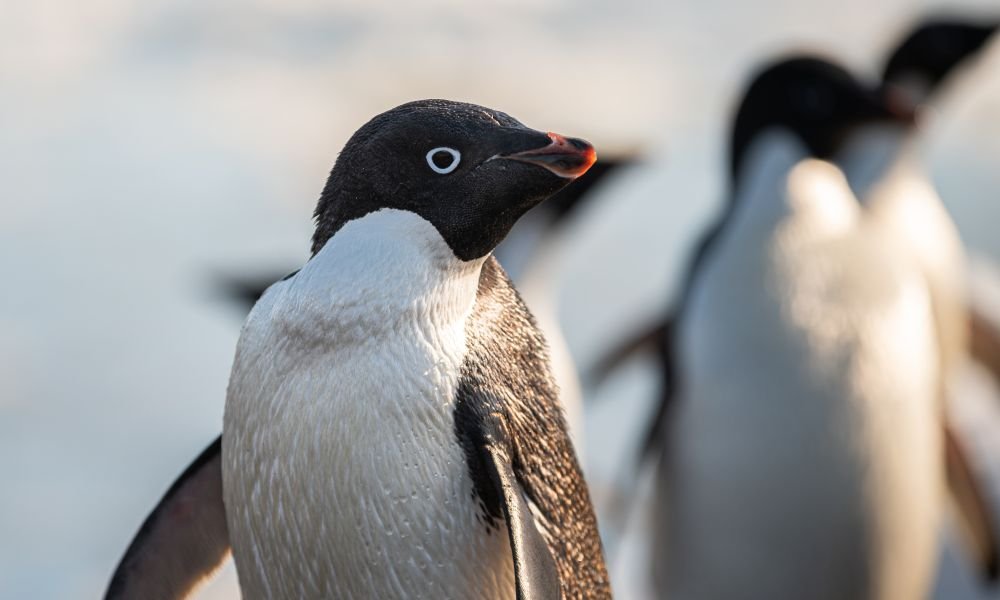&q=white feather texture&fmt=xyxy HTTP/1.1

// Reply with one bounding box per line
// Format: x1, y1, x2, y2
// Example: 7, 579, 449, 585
657, 133, 944, 599
222, 209, 516, 599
